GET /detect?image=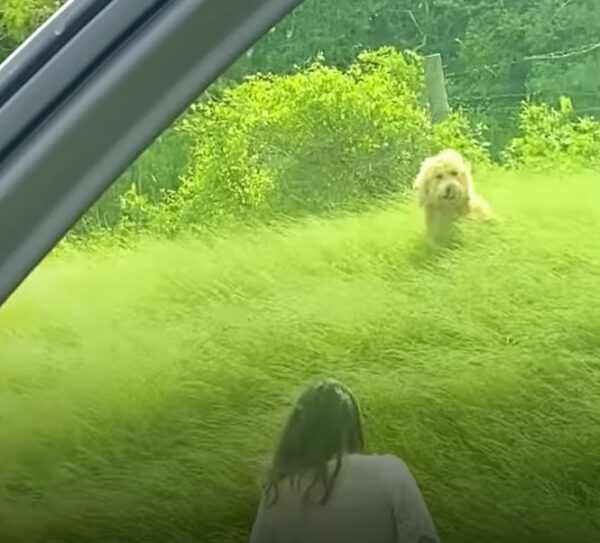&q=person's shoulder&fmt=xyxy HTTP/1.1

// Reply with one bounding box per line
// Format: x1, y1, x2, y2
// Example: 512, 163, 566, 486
347, 452, 408, 466
346, 453, 411, 478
